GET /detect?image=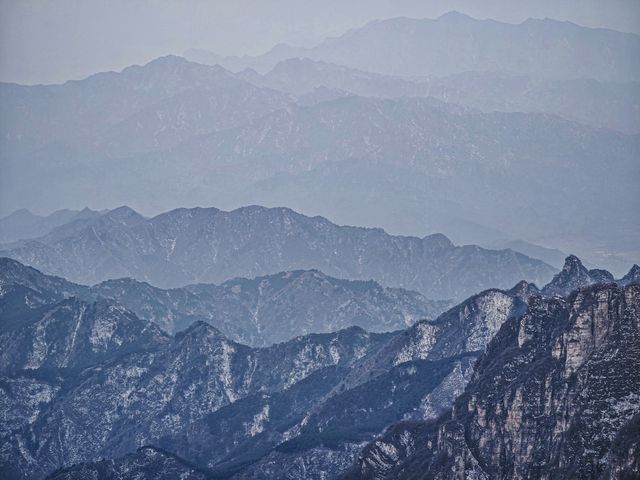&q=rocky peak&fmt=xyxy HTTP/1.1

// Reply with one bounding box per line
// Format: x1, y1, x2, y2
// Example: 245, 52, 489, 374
542, 254, 597, 297
507, 280, 540, 301
587, 268, 615, 284
563, 253, 586, 272
619, 264, 640, 286
102, 206, 146, 226
175, 319, 225, 341
422, 233, 454, 250
437, 11, 476, 25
